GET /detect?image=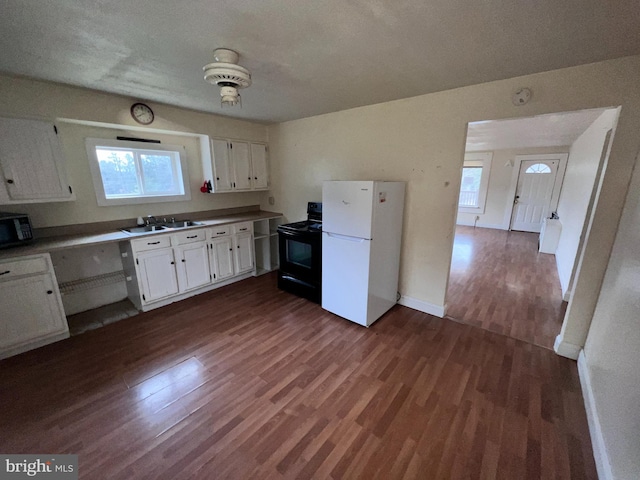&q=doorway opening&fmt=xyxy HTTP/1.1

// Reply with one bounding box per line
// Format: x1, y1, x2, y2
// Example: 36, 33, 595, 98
445, 107, 619, 349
